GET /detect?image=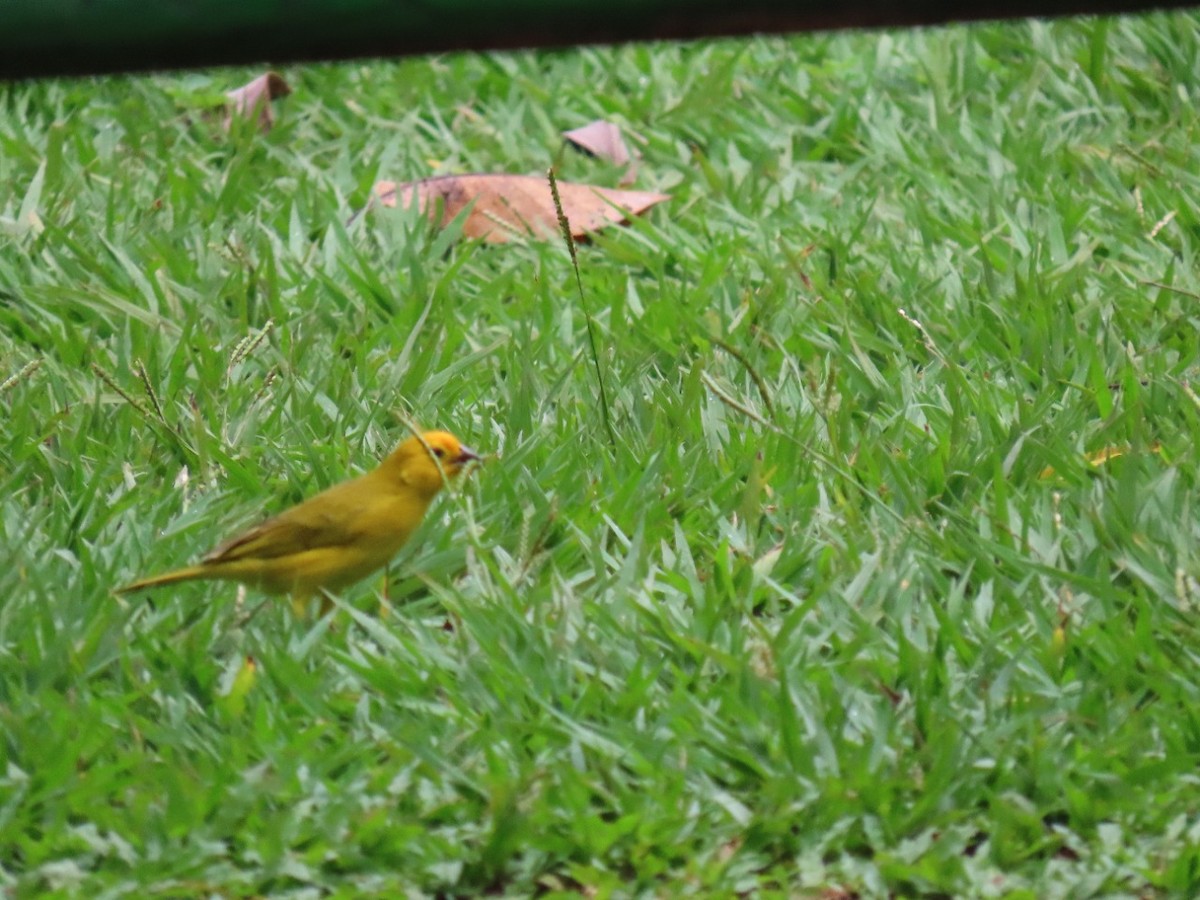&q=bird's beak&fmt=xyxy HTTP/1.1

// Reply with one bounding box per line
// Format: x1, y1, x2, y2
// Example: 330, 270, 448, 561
455, 445, 481, 465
